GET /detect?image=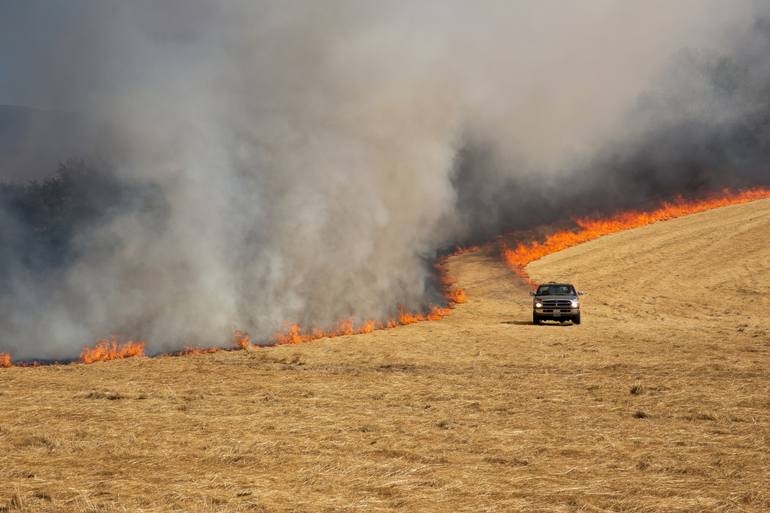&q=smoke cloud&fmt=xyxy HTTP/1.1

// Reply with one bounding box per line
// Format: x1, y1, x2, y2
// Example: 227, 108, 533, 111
0, 1, 768, 359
